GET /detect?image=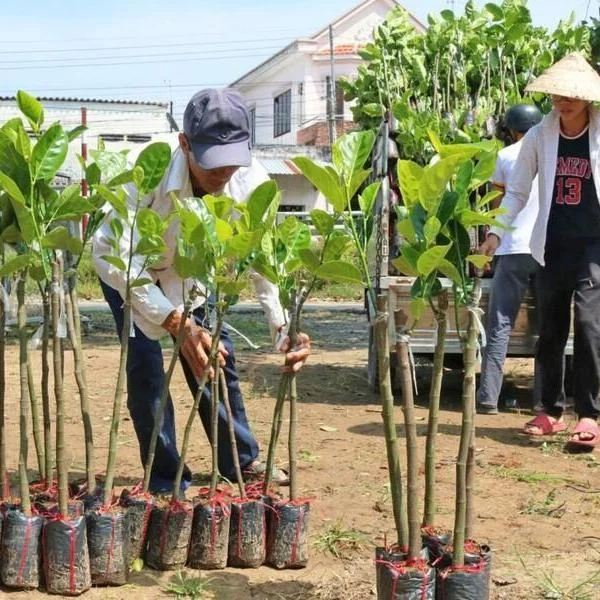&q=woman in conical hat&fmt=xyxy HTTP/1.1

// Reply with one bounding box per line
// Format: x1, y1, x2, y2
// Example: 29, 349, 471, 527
480, 52, 600, 450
